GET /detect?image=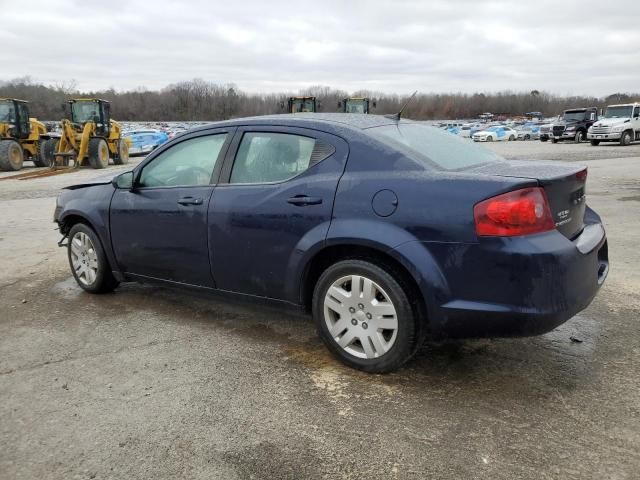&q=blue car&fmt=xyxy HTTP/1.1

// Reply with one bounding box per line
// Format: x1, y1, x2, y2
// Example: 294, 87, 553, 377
54, 114, 608, 372
123, 129, 170, 156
